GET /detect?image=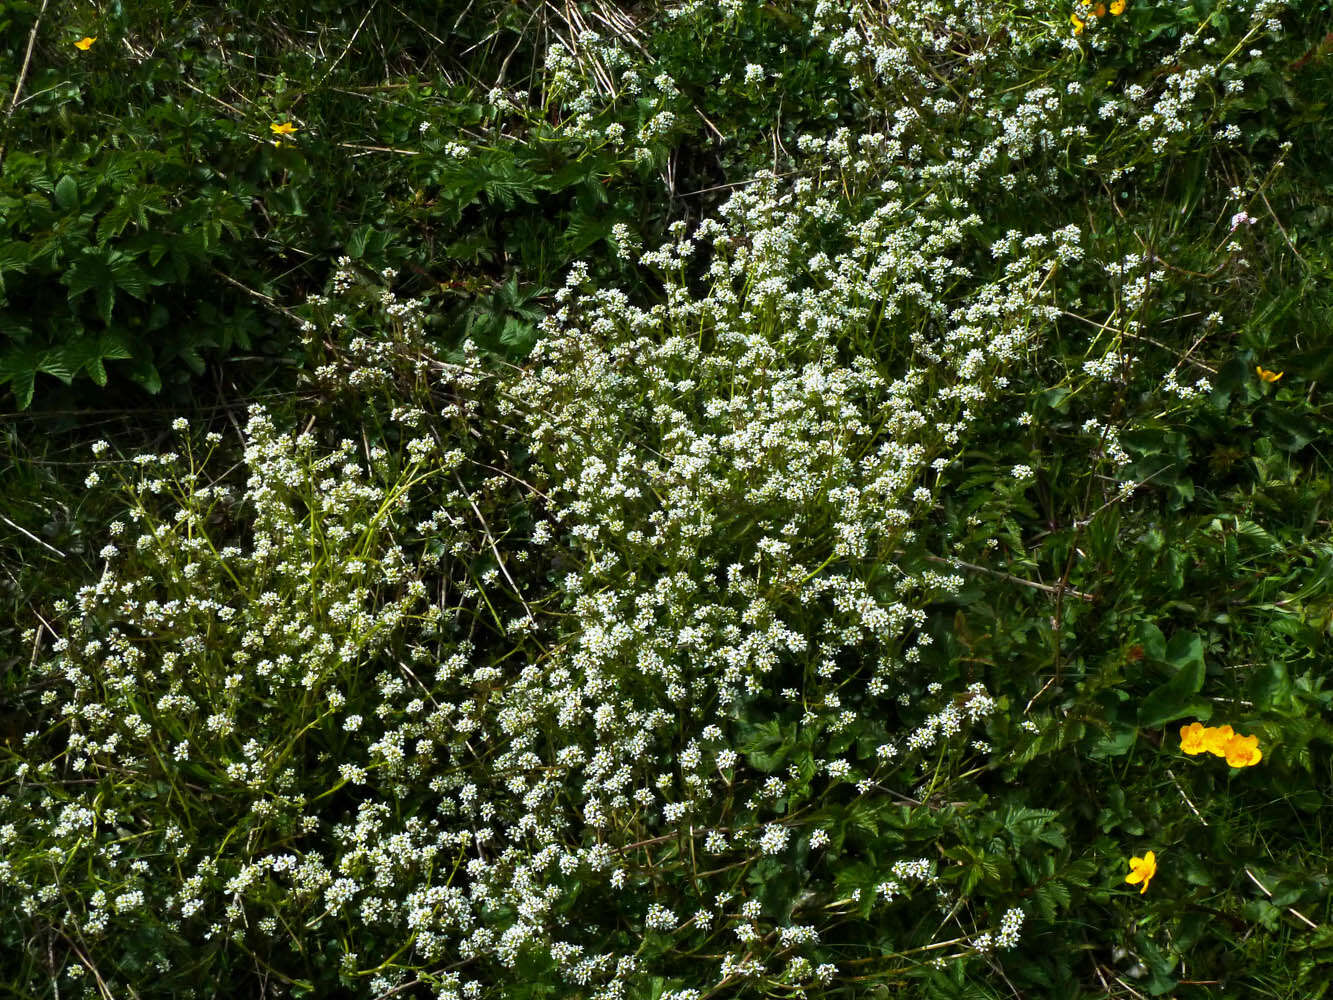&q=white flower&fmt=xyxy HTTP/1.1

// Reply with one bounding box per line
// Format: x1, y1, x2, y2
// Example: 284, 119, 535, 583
645, 903, 676, 931
758, 824, 791, 854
